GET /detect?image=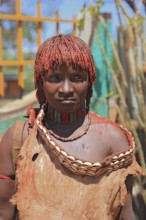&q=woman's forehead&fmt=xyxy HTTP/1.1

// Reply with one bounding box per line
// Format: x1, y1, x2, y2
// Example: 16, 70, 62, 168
44, 64, 88, 75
